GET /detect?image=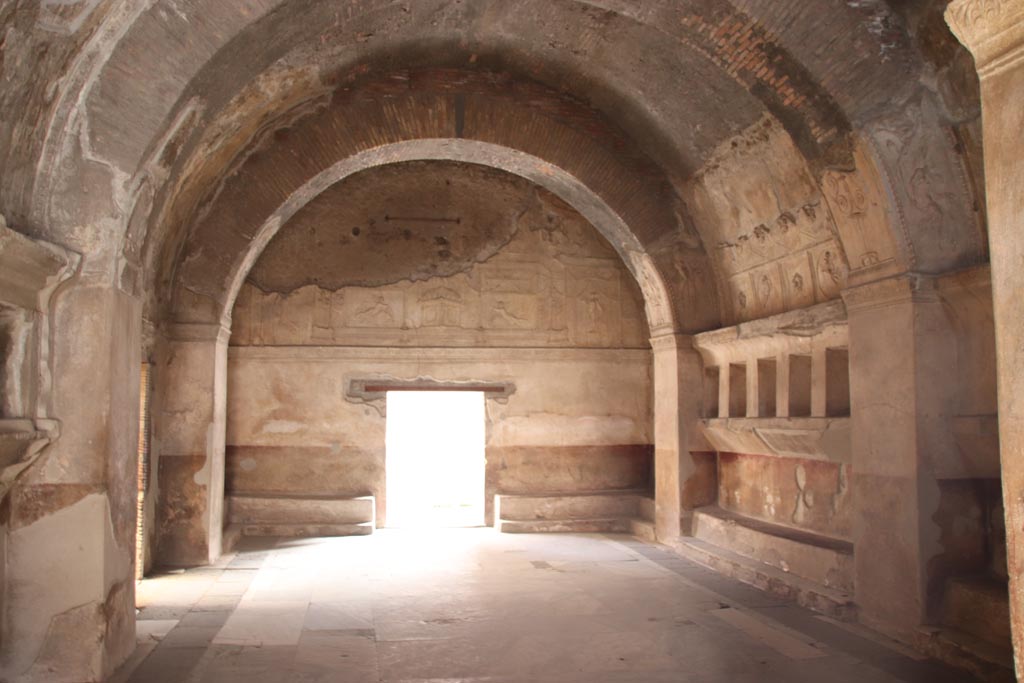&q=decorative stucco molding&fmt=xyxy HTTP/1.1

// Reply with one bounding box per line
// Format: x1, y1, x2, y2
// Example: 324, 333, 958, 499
946, 0, 1024, 73
0, 216, 78, 502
